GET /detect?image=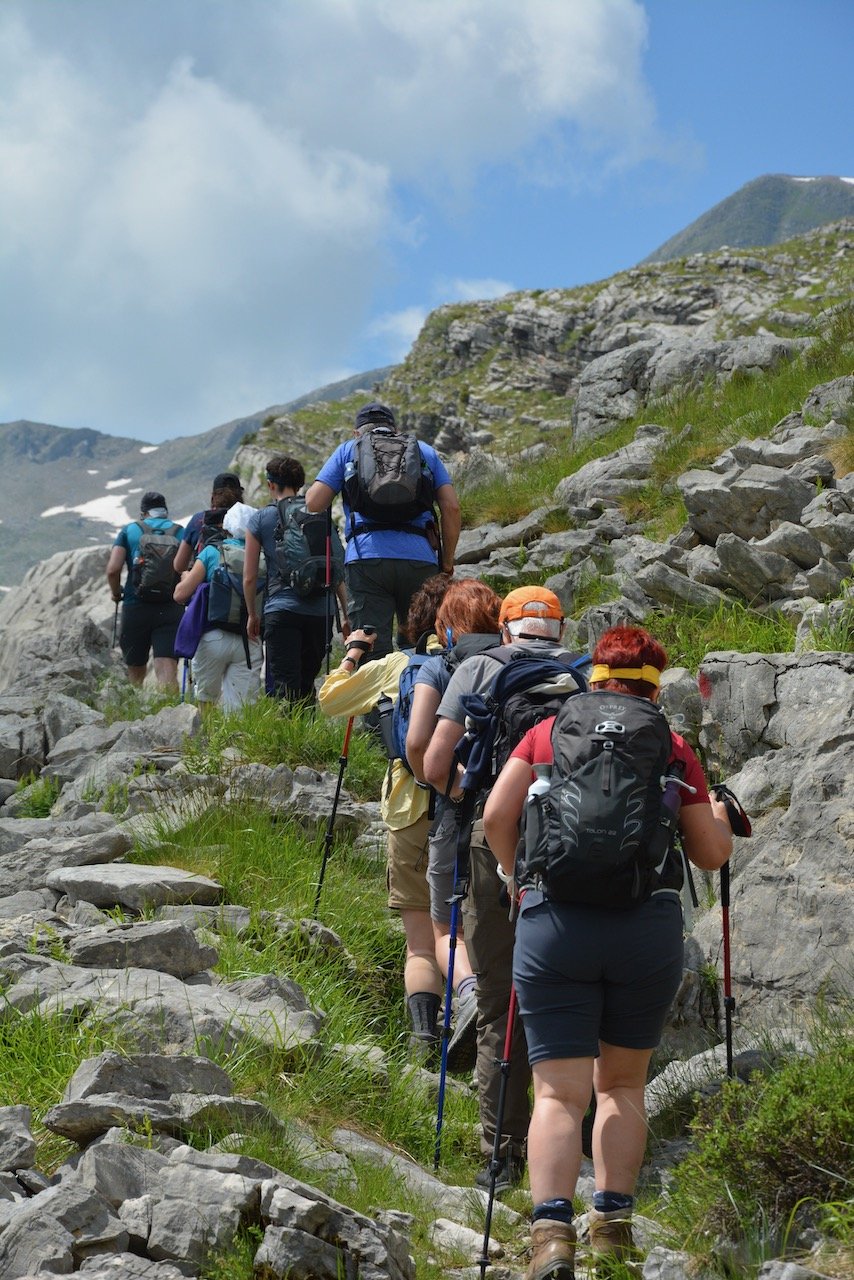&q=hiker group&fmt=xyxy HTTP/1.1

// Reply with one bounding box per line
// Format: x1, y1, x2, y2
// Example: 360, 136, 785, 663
105, 401, 743, 1280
